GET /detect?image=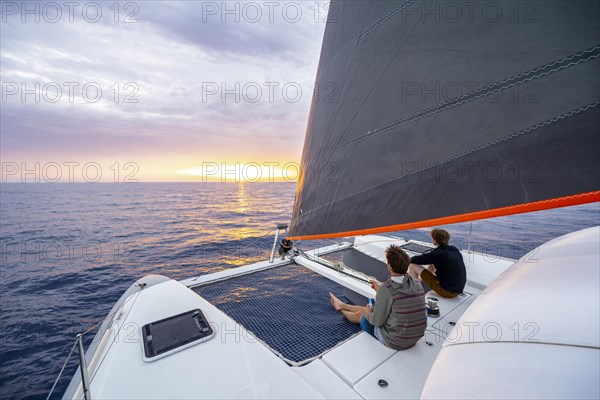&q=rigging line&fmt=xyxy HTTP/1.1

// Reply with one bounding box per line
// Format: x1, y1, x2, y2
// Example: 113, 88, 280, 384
307, 45, 600, 167
297, 249, 373, 284
80, 320, 103, 336
76, 286, 144, 339
293, 236, 345, 248
88, 291, 142, 384
51, 290, 143, 396
296, 101, 600, 220
46, 340, 79, 400
198, 228, 280, 262
238, 228, 278, 252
